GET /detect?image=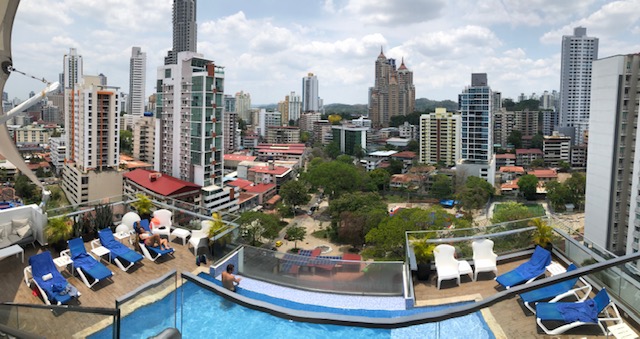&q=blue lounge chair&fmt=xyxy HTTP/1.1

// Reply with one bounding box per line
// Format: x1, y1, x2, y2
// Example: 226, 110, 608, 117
139, 240, 175, 262
134, 219, 151, 233
64, 237, 114, 289
520, 264, 592, 313
24, 251, 81, 305
95, 228, 143, 272
496, 246, 551, 289
536, 288, 623, 335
